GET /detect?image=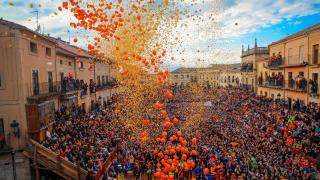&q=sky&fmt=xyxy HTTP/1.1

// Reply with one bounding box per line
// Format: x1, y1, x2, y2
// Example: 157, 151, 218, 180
0, 0, 320, 70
